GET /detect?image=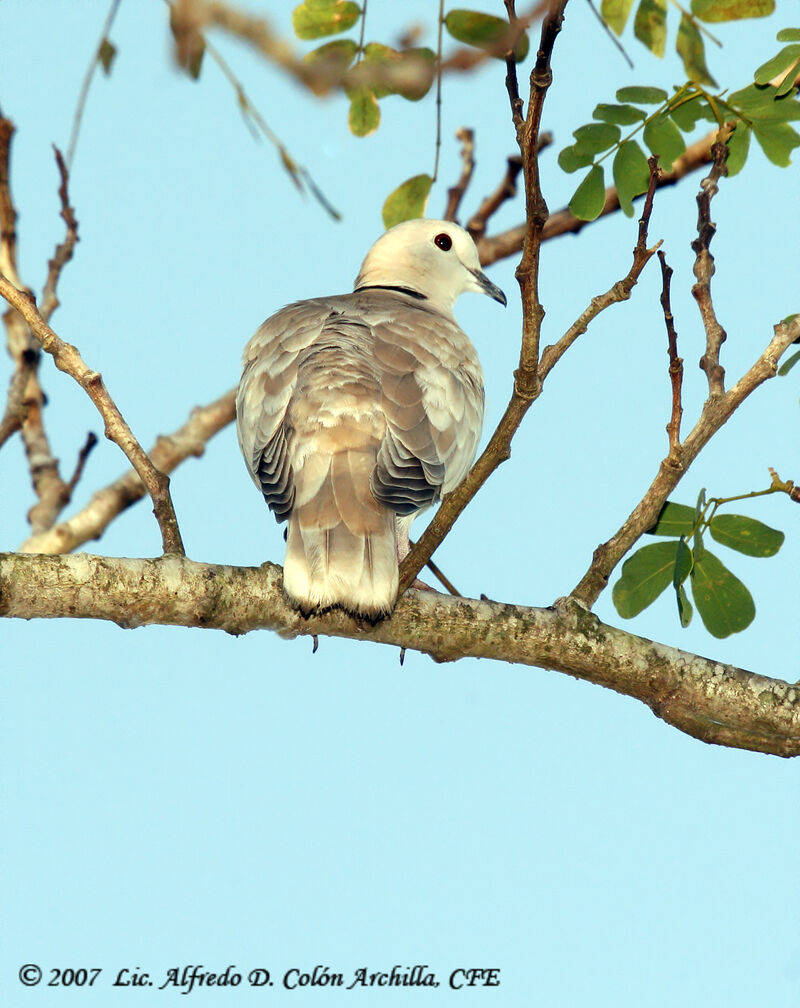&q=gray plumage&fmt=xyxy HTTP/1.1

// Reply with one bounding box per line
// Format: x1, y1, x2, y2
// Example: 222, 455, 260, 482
236, 218, 505, 618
